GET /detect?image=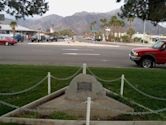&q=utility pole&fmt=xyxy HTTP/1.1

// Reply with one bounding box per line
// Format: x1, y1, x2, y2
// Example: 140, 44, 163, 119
143, 20, 146, 44
0, 14, 5, 33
